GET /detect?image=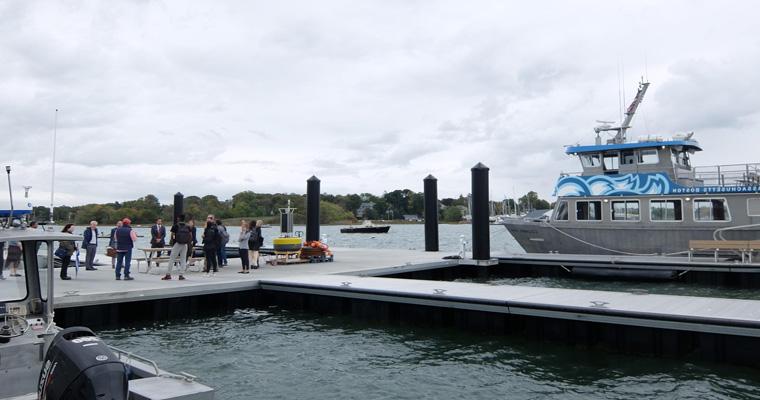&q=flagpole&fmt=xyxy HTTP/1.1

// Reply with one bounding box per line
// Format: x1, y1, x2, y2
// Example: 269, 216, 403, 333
50, 109, 58, 224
